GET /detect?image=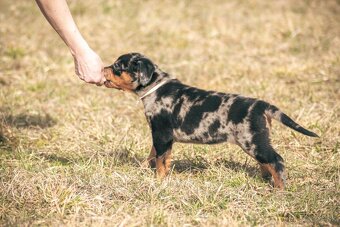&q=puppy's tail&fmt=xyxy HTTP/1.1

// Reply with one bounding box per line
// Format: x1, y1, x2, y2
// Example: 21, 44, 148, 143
265, 104, 319, 137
